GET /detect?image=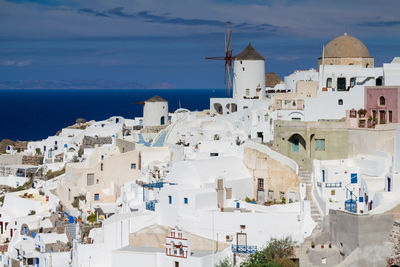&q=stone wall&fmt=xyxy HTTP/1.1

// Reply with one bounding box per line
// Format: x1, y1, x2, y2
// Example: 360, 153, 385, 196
388, 220, 400, 266
22, 155, 43, 166
81, 136, 112, 149
243, 147, 299, 203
